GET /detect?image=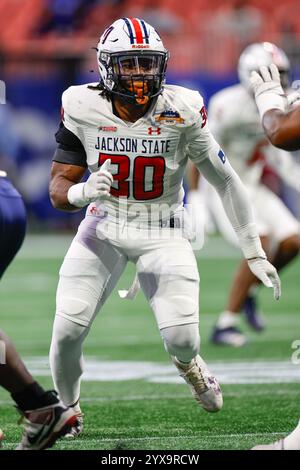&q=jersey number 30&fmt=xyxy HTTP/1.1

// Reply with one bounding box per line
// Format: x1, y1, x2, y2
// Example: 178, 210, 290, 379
99, 153, 166, 200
